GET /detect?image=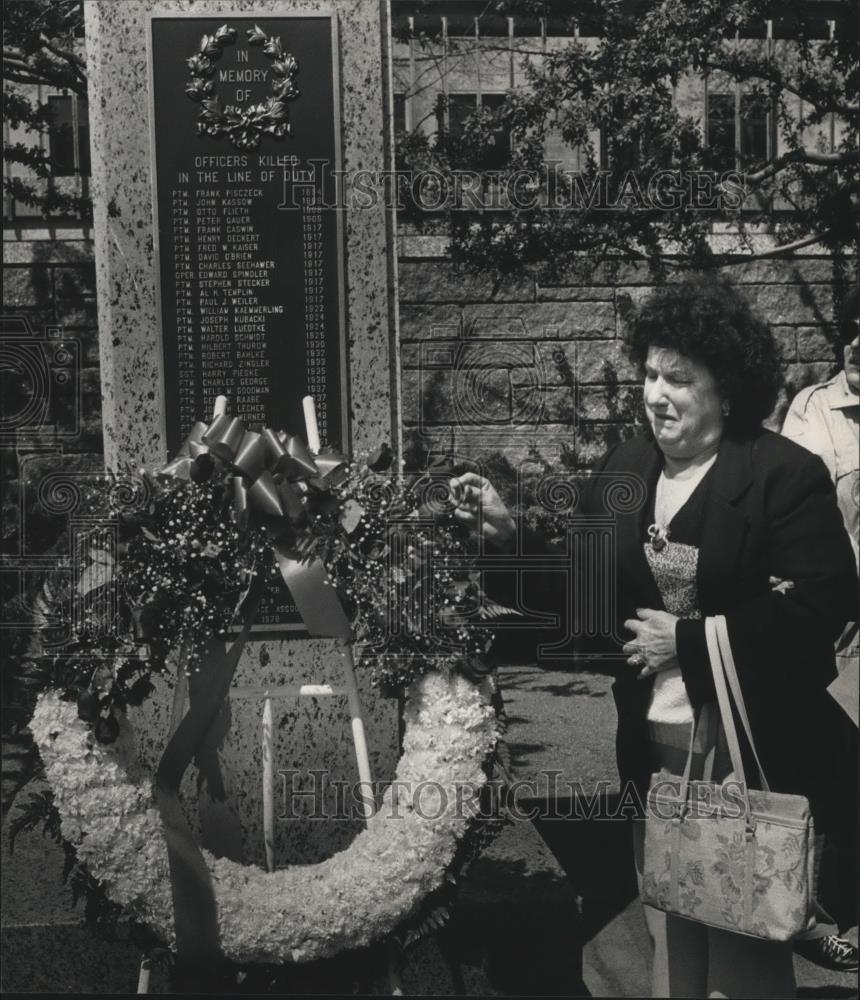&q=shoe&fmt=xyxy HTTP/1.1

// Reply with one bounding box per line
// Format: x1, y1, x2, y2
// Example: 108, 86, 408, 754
795, 935, 859, 973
